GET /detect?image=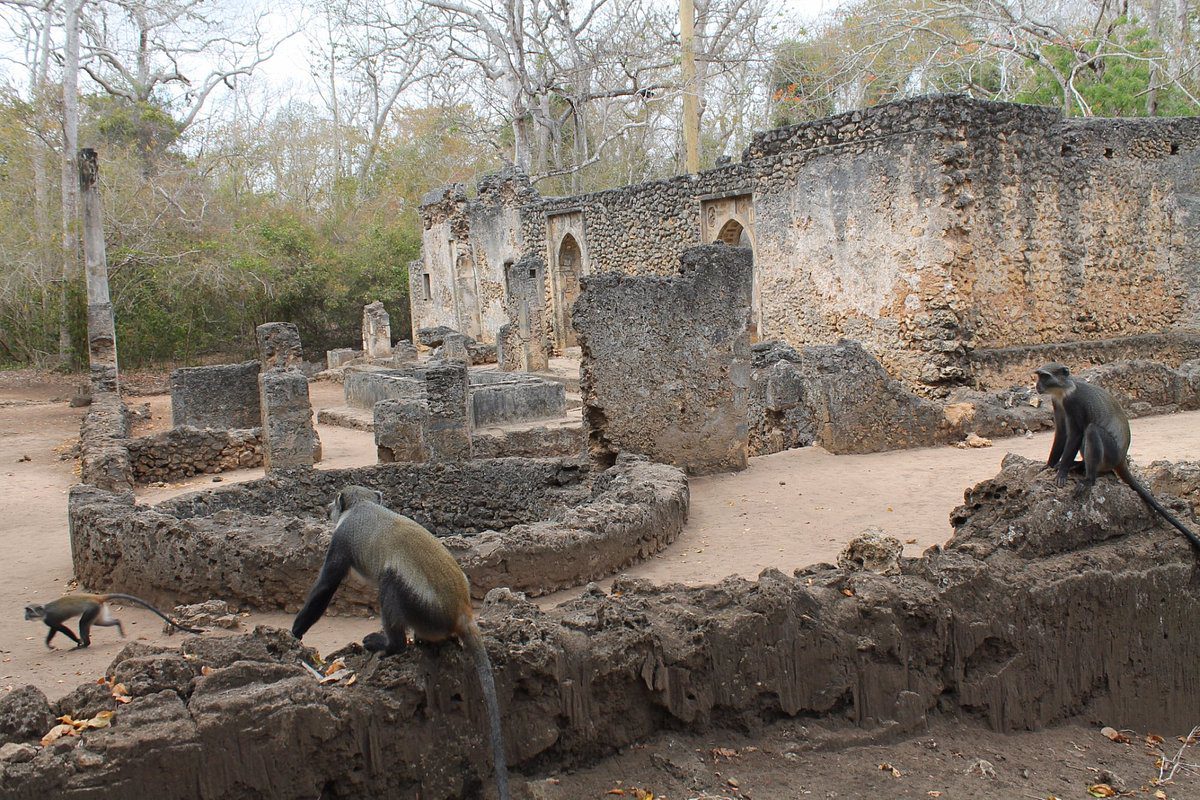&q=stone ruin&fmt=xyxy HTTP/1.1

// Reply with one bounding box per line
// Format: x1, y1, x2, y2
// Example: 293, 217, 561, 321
10, 454, 1200, 798
67, 453, 687, 609
255, 322, 321, 470
361, 300, 393, 359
